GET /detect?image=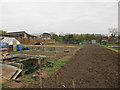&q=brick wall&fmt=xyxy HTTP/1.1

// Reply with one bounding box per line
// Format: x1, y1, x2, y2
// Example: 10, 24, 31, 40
16, 38, 55, 44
